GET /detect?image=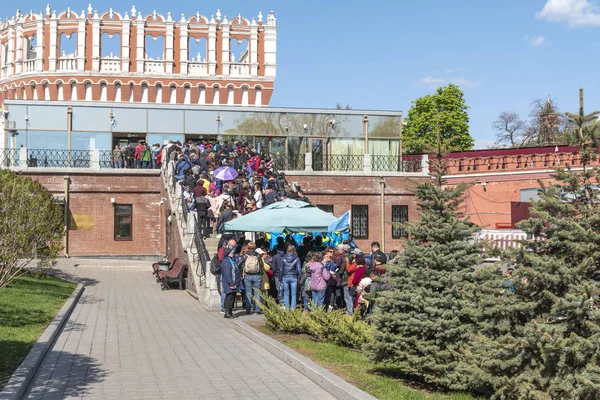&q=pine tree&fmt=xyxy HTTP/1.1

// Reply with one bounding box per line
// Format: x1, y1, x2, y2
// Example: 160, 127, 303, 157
475, 89, 600, 399
365, 116, 484, 391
